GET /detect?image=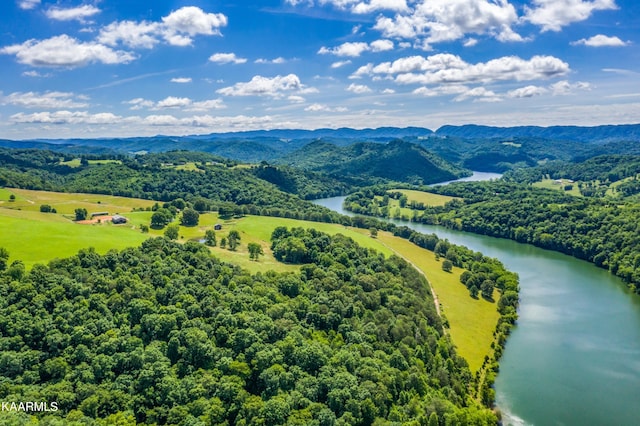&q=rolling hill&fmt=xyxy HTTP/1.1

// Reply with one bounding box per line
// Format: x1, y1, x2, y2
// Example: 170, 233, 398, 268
276, 139, 469, 185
